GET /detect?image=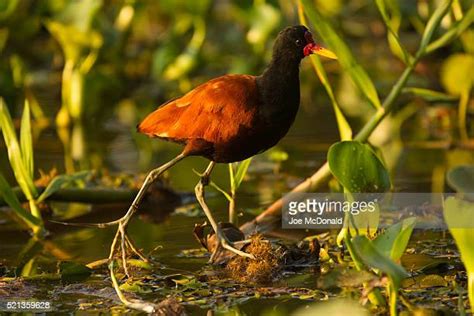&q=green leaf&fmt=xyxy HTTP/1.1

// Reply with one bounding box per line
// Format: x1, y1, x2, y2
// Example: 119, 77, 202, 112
328, 141, 391, 192
443, 196, 474, 308
210, 181, 232, 202
37, 171, 91, 203
373, 217, 417, 261
233, 158, 252, 190
352, 235, 409, 288
310, 55, 352, 140
374, 0, 413, 64
120, 280, 152, 294
402, 87, 458, 102
298, 1, 351, 140
45, 21, 102, 64
440, 54, 474, 96
20, 99, 33, 179
59, 261, 92, 281
418, 0, 453, 56
301, 0, 382, 109
0, 98, 37, 200
426, 6, 474, 54
55, 0, 102, 32
447, 165, 474, 195
267, 148, 289, 162
0, 172, 40, 229
164, 18, 205, 80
